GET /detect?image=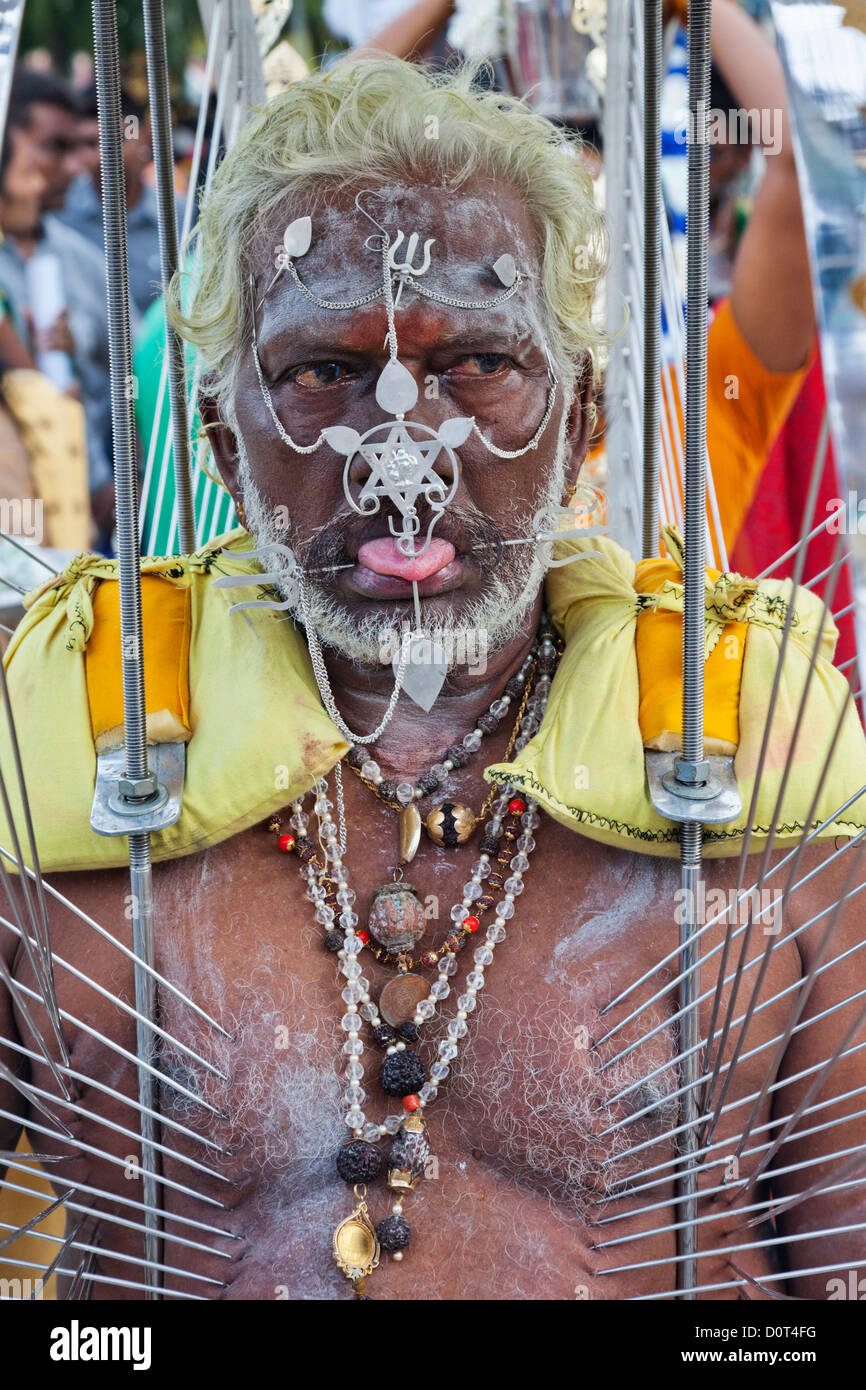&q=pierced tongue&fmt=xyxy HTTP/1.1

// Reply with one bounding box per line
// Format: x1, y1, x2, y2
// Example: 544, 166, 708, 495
357, 536, 456, 582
